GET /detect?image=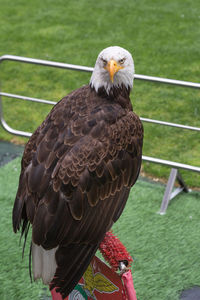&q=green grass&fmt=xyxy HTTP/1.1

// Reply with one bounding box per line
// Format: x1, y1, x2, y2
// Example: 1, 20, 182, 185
1, 158, 200, 300
0, 0, 200, 187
